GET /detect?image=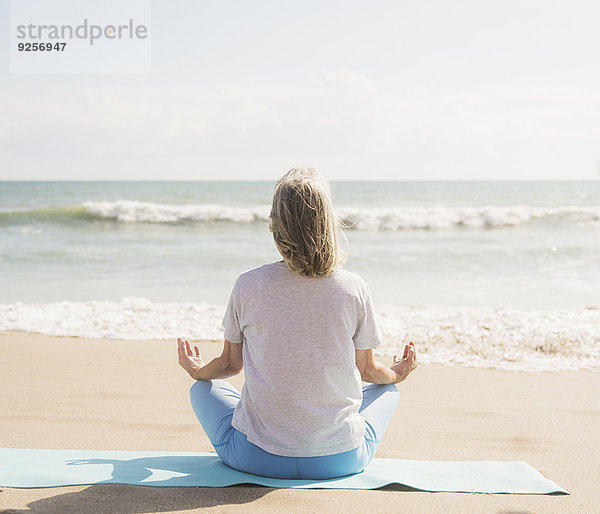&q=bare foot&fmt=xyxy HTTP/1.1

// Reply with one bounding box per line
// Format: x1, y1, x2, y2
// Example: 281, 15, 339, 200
390, 342, 418, 383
